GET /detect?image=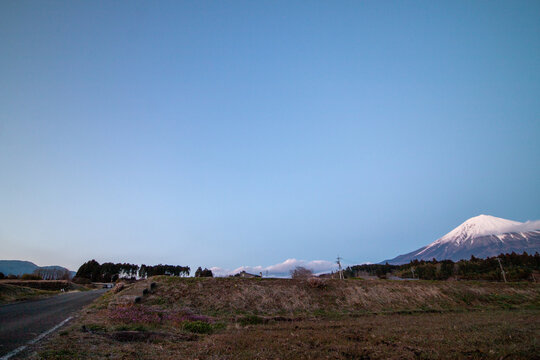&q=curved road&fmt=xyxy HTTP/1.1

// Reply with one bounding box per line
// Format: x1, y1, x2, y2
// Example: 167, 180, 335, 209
0, 289, 107, 358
